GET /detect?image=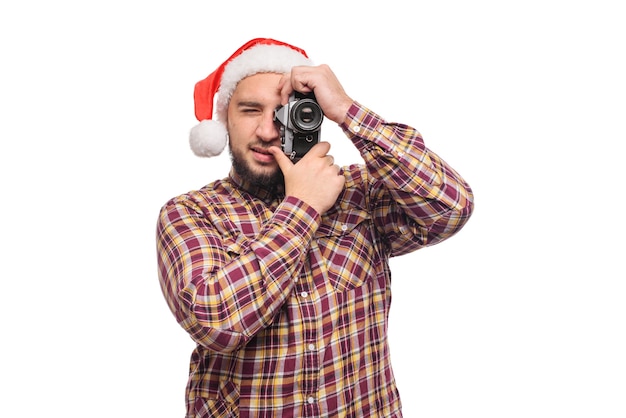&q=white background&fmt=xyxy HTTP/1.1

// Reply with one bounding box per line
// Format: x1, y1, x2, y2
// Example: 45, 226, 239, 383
1, 1, 624, 417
